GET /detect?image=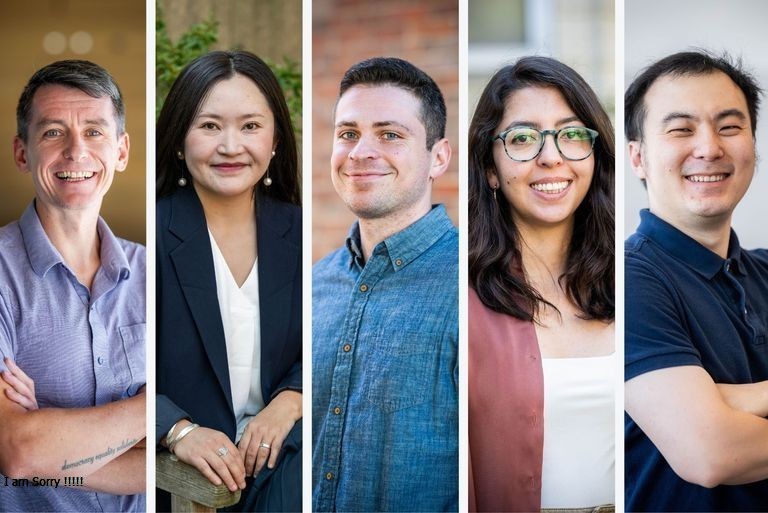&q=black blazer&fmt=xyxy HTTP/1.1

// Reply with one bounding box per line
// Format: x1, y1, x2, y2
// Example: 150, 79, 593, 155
155, 186, 302, 444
